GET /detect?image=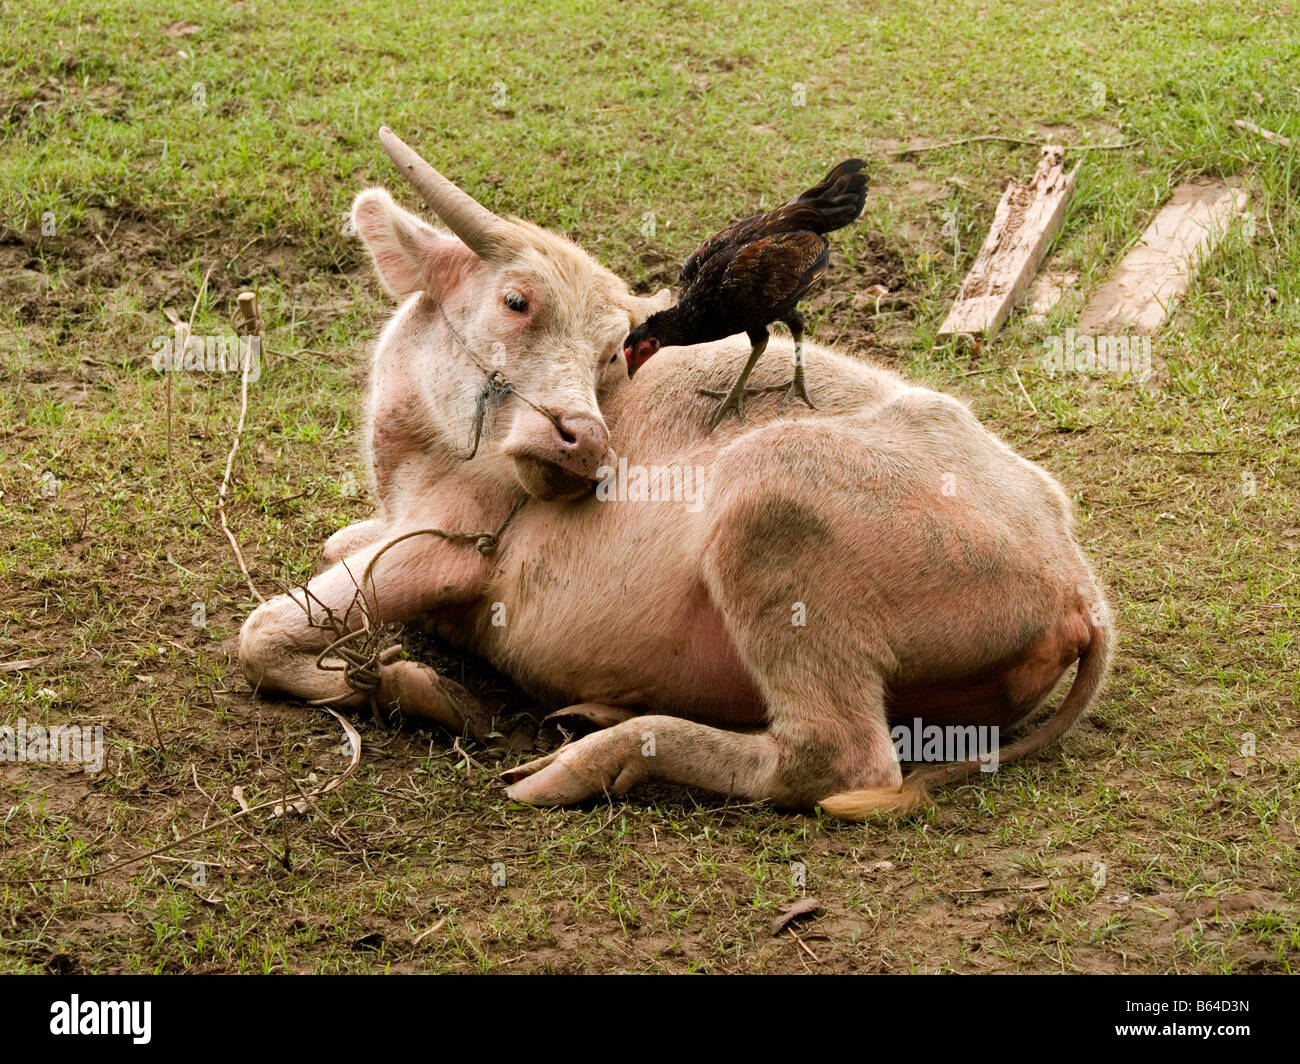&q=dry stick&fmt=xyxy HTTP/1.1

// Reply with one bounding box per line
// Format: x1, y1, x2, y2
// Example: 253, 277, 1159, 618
452, 736, 487, 776
266, 756, 341, 827
171, 265, 215, 473
887, 134, 1138, 156
1233, 118, 1294, 149
145, 699, 167, 756
220, 291, 265, 603
0, 656, 50, 673
287, 778, 341, 827
1087, 488, 1186, 520
280, 758, 292, 870
412, 916, 448, 946
788, 927, 821, 963
1012, 366, 1039, 416
1, 708, 361, 887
